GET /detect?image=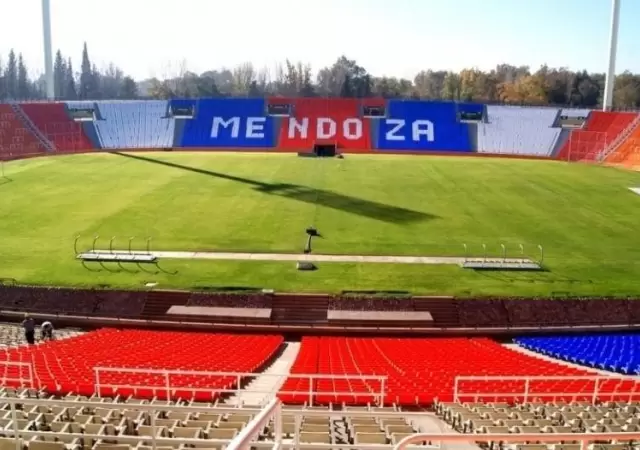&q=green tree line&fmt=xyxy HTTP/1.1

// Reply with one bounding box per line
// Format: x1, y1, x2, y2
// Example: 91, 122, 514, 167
2, 46, 640, 109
